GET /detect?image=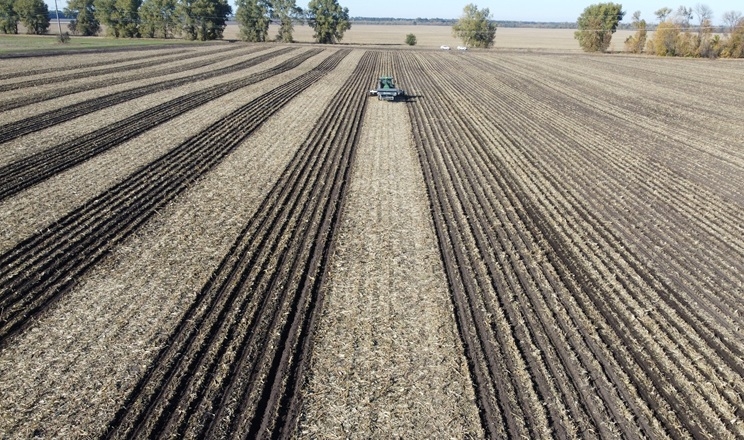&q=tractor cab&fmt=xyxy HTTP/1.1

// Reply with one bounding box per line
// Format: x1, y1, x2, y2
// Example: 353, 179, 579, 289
369, 76, 406, 101
378, 76, 395, 90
